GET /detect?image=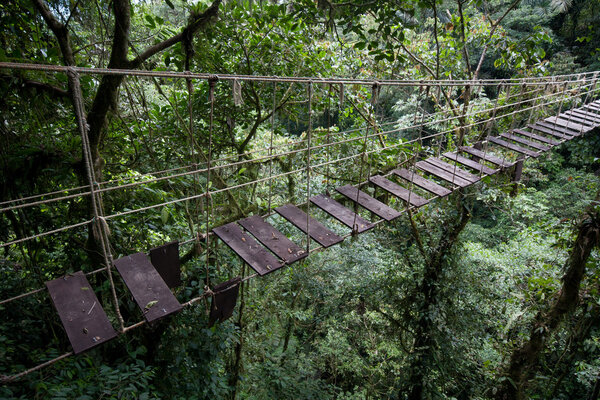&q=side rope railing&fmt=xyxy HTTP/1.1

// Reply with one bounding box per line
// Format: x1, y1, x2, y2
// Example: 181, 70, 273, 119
1, 63, 599, 382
